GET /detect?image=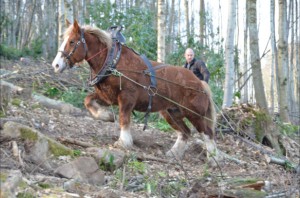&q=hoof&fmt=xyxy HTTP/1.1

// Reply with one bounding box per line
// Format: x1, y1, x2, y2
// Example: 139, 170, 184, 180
92, 109, 115, 122
114, 139, 133, 149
